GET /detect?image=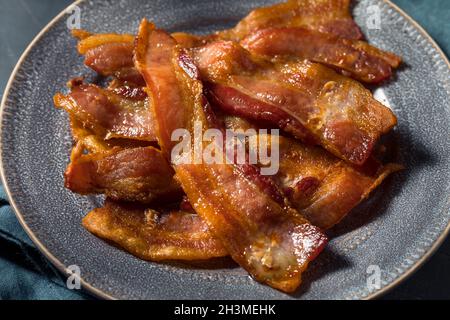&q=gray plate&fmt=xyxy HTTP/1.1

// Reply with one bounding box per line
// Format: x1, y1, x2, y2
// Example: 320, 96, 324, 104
1, 0, 449, 300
